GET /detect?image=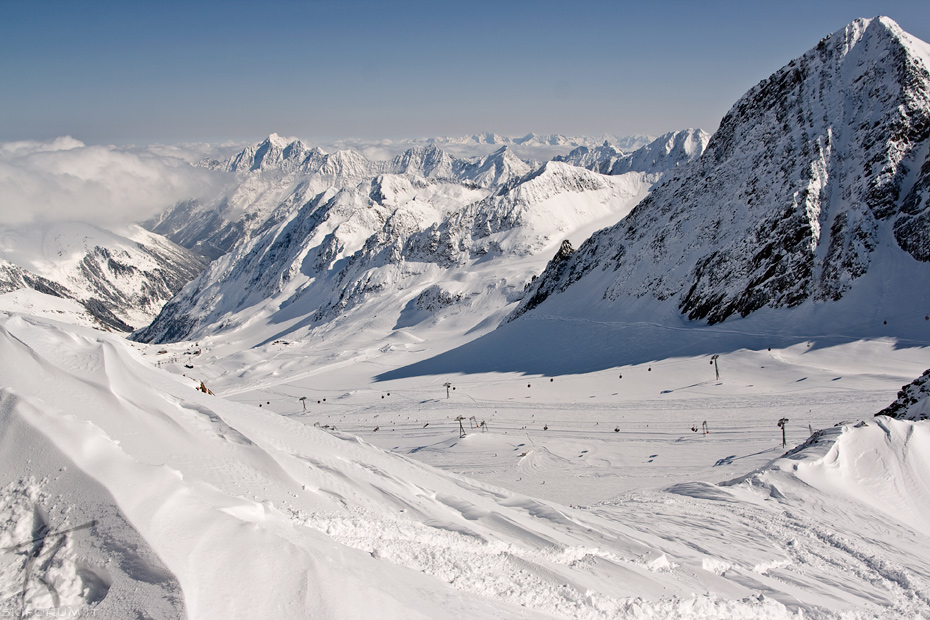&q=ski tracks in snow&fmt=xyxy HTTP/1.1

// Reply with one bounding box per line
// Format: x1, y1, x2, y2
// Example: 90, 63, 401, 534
593, 481, 930, 618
